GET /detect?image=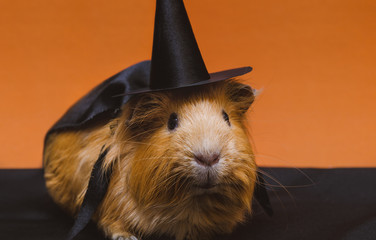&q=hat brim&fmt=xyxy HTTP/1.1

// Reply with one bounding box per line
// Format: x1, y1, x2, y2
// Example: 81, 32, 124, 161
123, 66, 252, 95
